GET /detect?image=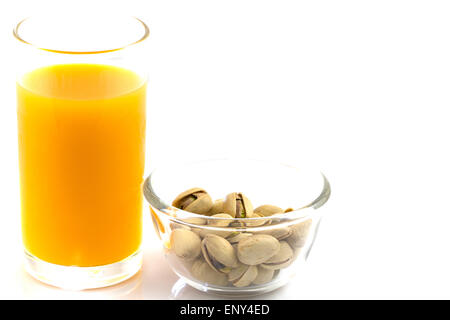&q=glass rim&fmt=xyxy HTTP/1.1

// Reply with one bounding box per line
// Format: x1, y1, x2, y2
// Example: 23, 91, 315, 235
143, 158, 331, 231
13, 15, 150, 55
